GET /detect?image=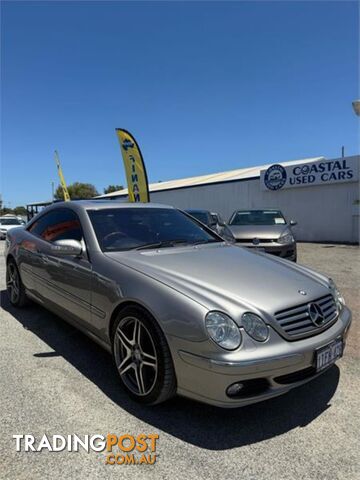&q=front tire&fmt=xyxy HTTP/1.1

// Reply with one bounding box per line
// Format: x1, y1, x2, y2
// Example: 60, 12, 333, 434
112, 306, 177, 405
6, 259, 28, 307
